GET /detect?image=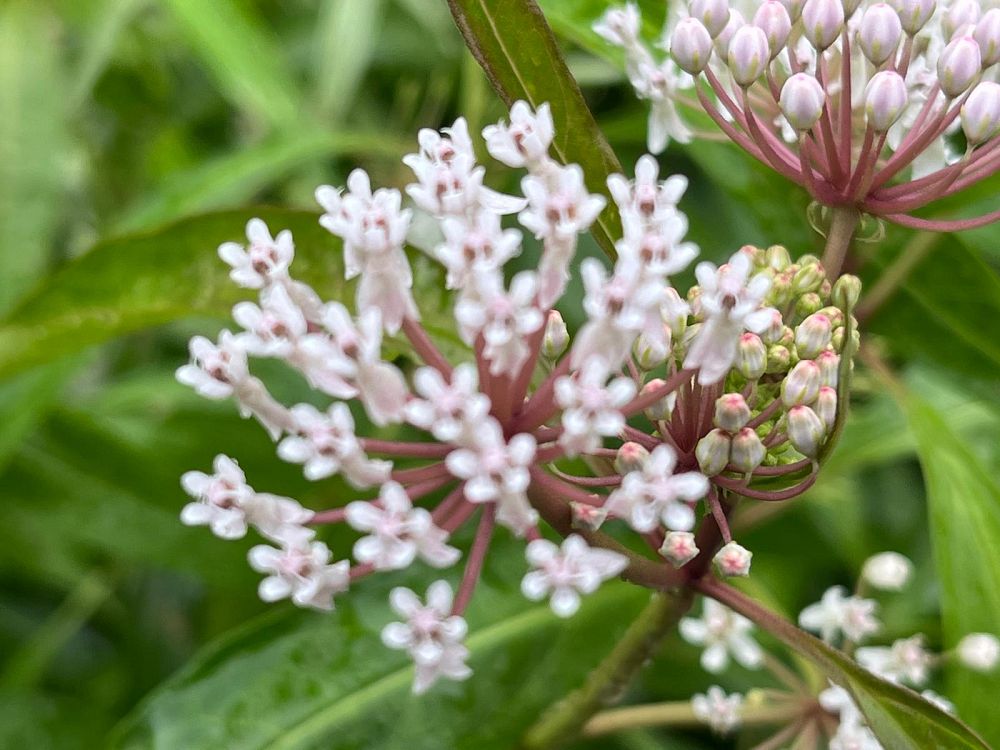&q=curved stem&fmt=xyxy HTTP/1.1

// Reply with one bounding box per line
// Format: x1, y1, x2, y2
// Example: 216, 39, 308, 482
819, 205, 860, 279
581, 697, 805, 737
521, 589, 695, 749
